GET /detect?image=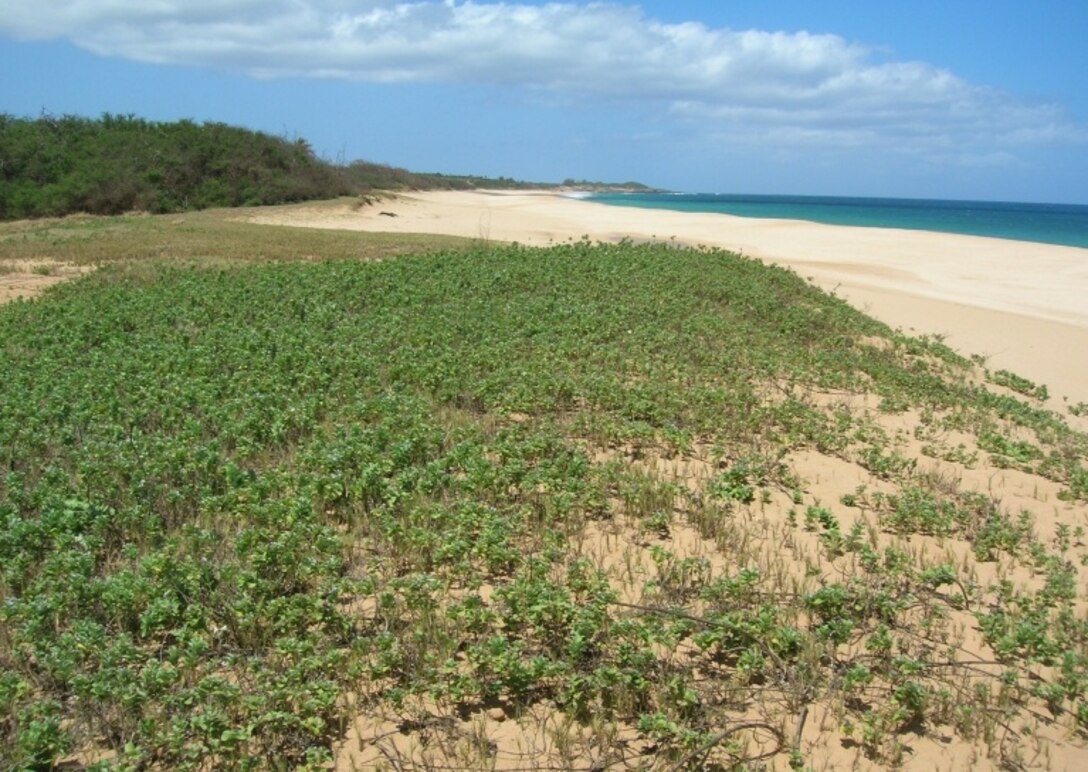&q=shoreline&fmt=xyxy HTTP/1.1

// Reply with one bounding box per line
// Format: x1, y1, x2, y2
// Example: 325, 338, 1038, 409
246, 190, 1088, 405
581, 192, 1088, 251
